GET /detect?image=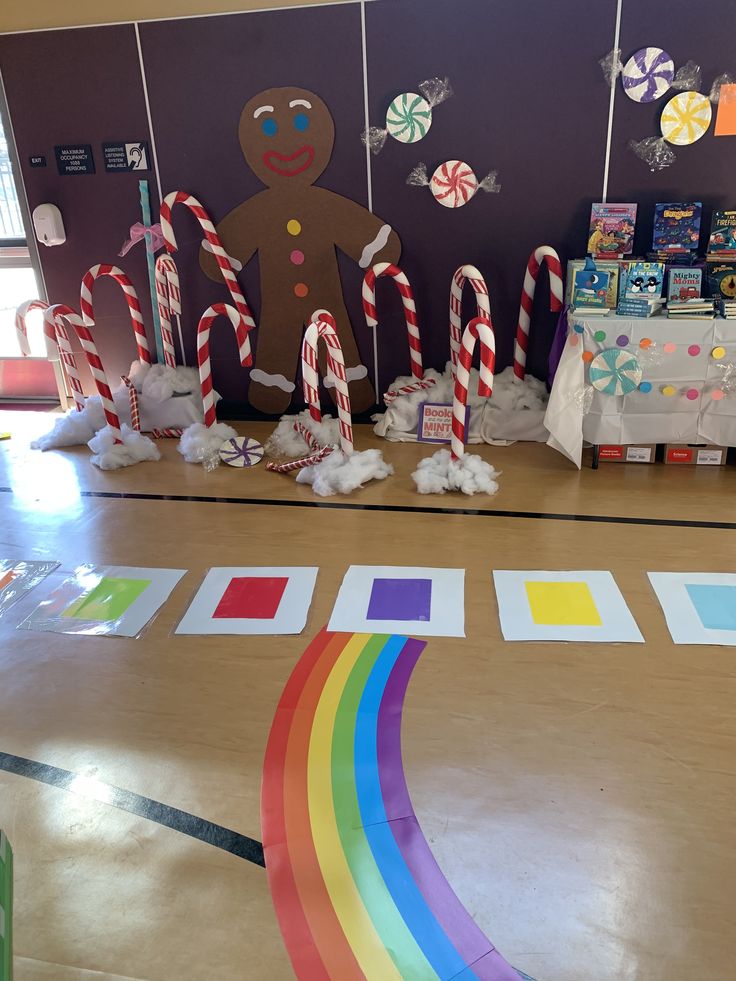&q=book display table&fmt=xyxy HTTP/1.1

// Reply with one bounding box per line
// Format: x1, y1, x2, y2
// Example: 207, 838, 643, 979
545, 312, 736, 467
